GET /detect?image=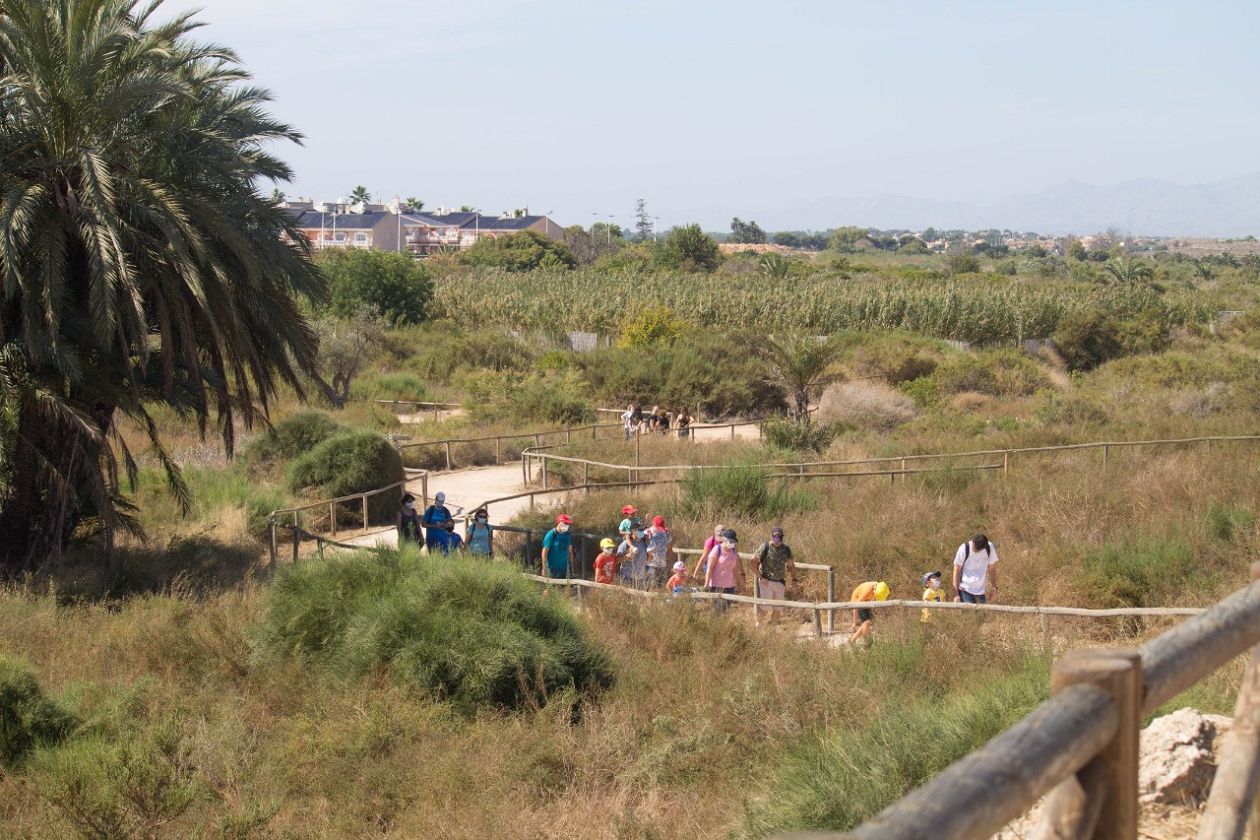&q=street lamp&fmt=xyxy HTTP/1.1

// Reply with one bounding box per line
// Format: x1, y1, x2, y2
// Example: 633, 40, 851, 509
653, 216, 660, 242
